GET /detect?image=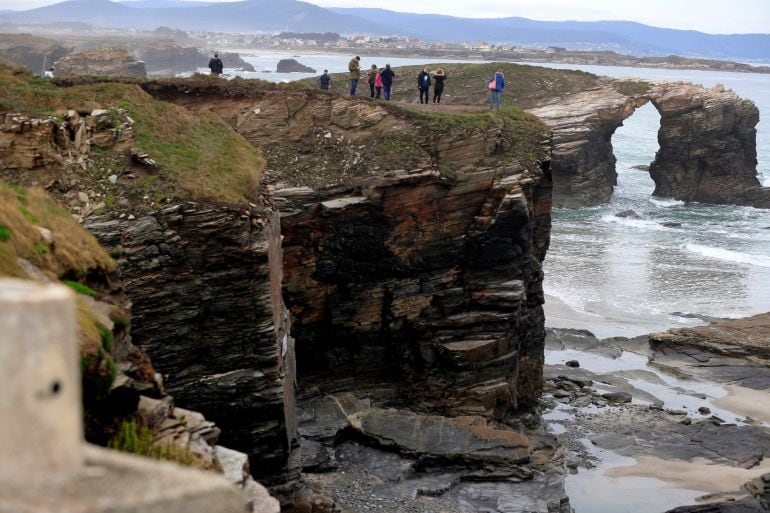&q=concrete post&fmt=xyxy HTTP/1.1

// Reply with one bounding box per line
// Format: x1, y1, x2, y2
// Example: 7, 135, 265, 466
0, 278, 83, 489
